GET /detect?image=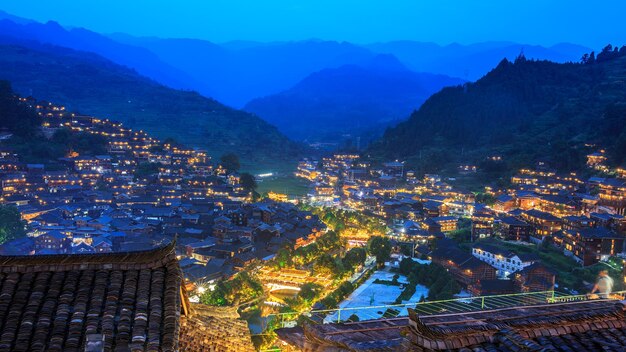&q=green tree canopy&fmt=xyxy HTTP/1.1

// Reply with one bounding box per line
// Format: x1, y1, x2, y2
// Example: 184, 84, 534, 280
298, 283, 322, 302
134, 162, 160, 179
200, 282, 229, 306
342, 247, 367, 272
314, 253, 343, 277
0, 205, 26, 245
52, 129, 108, 156
220, 152, 240, 173
0, 81, 41, 137
367, 236, 391, 266
239, 172, 257, 192
274, 247, 293, 269
316, 230, 342, 252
